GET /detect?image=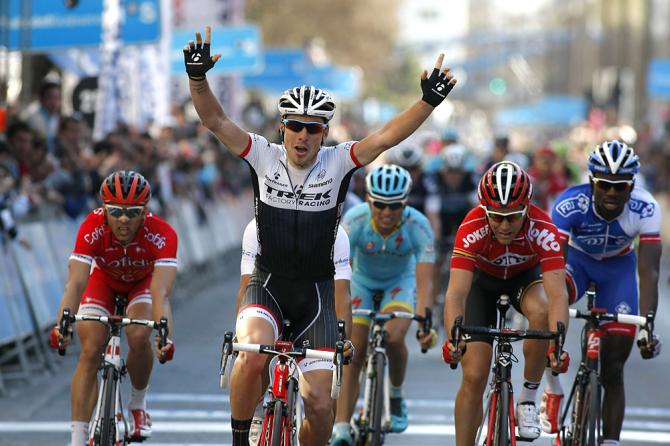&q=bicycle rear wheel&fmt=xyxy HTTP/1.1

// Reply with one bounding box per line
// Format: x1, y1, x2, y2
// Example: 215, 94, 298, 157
493, 382, 510, 446
368, 351, 386, 446
96, 366, 118, 446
